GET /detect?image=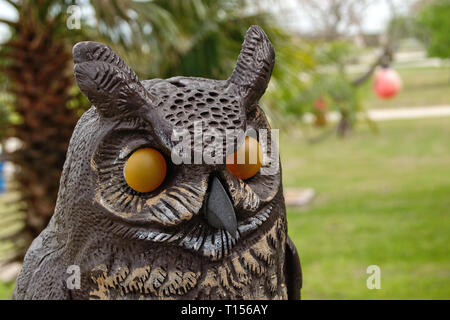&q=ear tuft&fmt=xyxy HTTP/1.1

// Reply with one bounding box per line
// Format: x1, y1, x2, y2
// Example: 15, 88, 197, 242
73, 41, 139, 83
228, 26, 275, 109
73, 41, 154, 118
